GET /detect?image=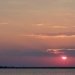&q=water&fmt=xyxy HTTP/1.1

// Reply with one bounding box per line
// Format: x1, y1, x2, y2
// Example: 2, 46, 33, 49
0, 69, 75, 75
